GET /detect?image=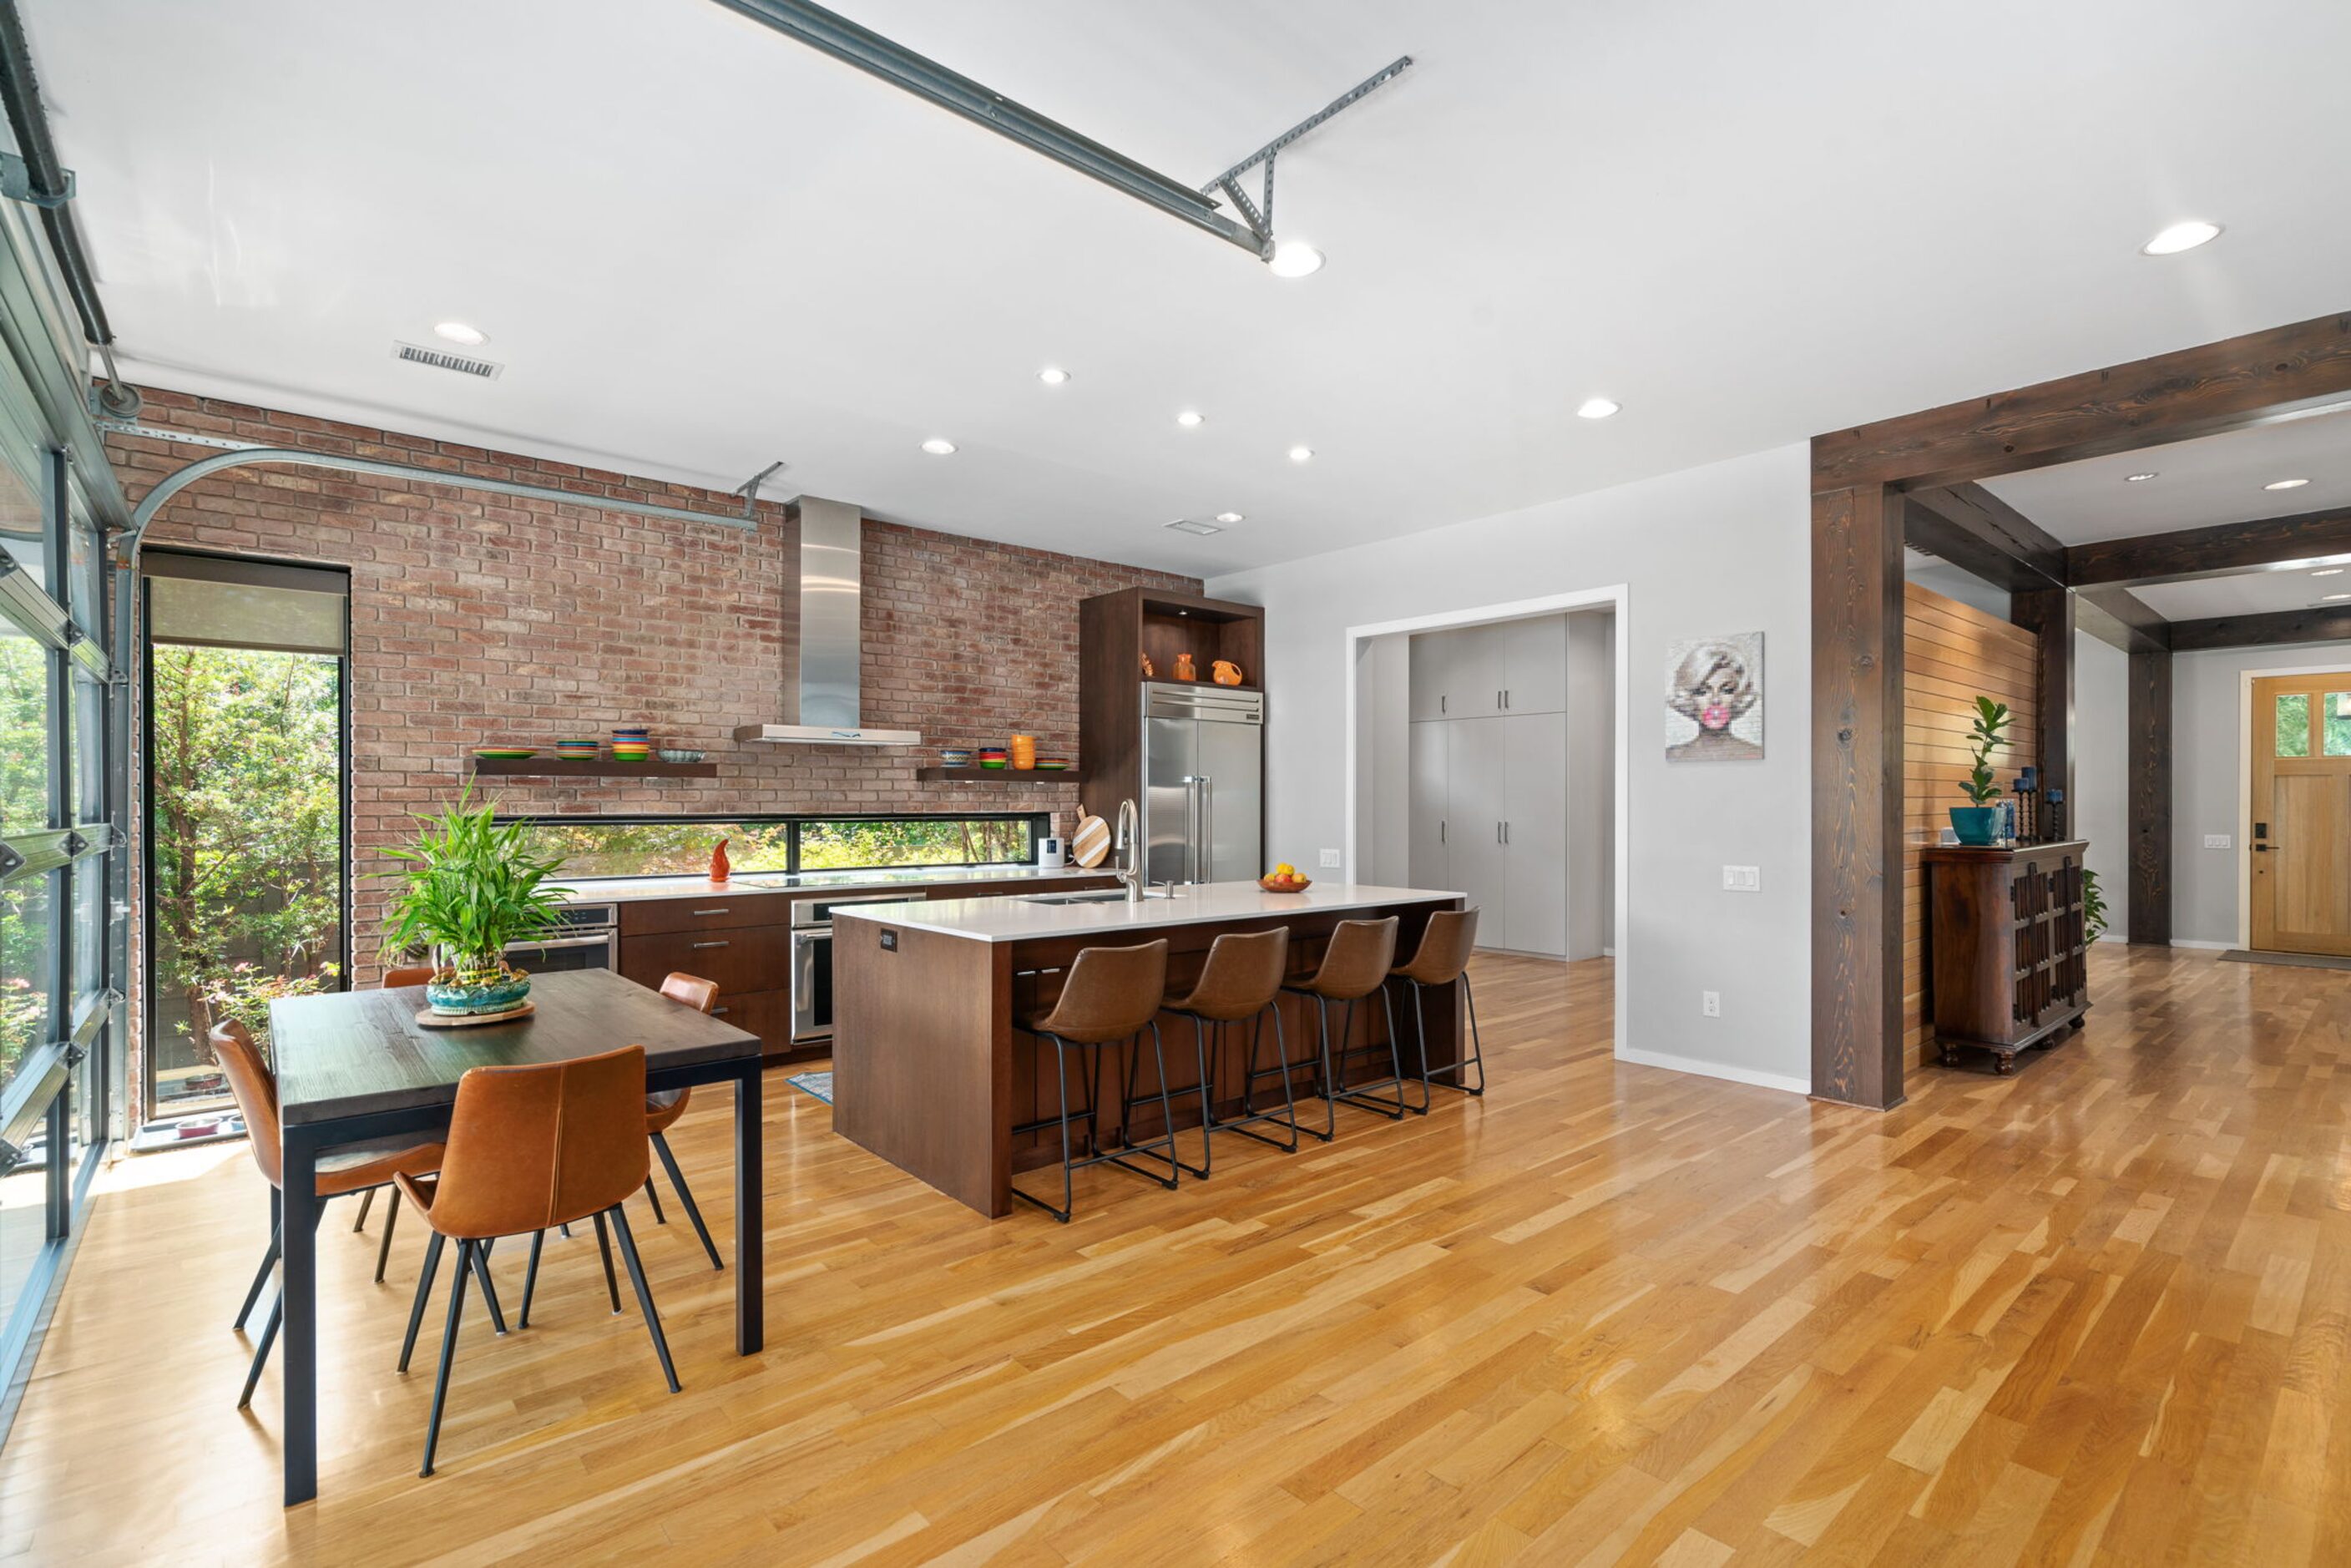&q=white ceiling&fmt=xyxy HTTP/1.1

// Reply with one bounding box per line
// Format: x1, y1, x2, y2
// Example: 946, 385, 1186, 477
2133, 567, 2351, 623
26, 0, 2351, 575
